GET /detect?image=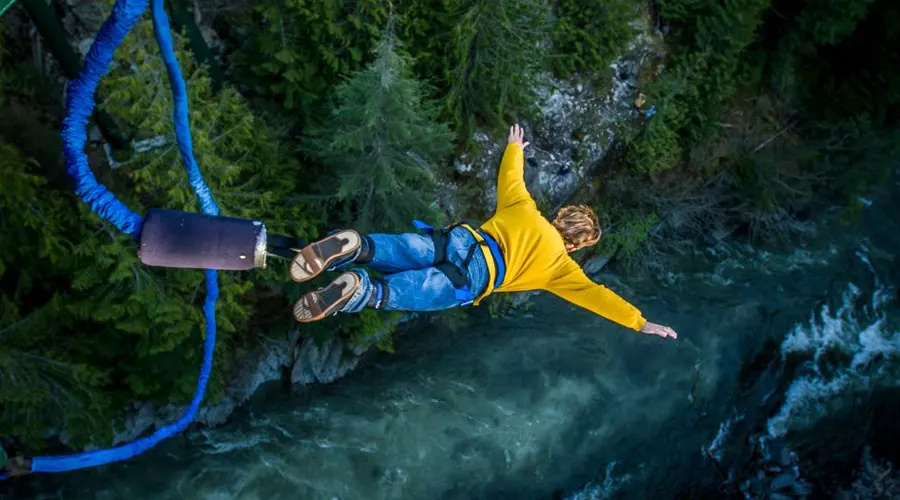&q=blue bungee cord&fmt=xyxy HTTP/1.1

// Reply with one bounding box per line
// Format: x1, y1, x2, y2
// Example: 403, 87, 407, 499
1, 0, 219, 479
